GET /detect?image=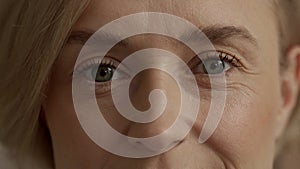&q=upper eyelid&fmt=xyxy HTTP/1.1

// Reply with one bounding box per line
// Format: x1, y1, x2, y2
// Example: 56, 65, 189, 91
187, 50, 241, 68
75, 56, 120, 73
217, 50, 242, 67
73, 56, 132, 82
74, 50, 241, 75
